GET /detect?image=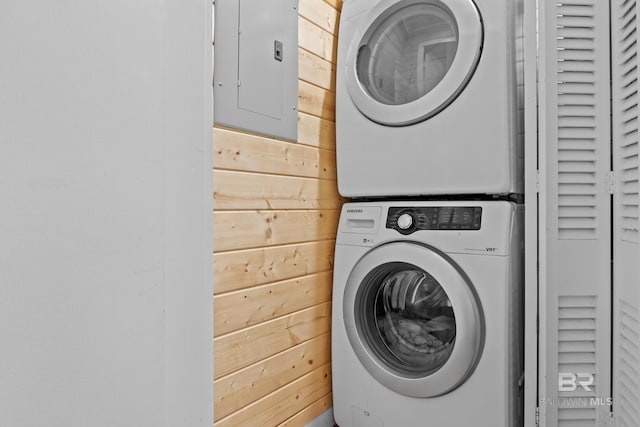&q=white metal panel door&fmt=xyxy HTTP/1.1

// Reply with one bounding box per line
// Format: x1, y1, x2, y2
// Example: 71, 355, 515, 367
612, 1, 640, 425
238, 0, 284, 119
538, 1, 612, 426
